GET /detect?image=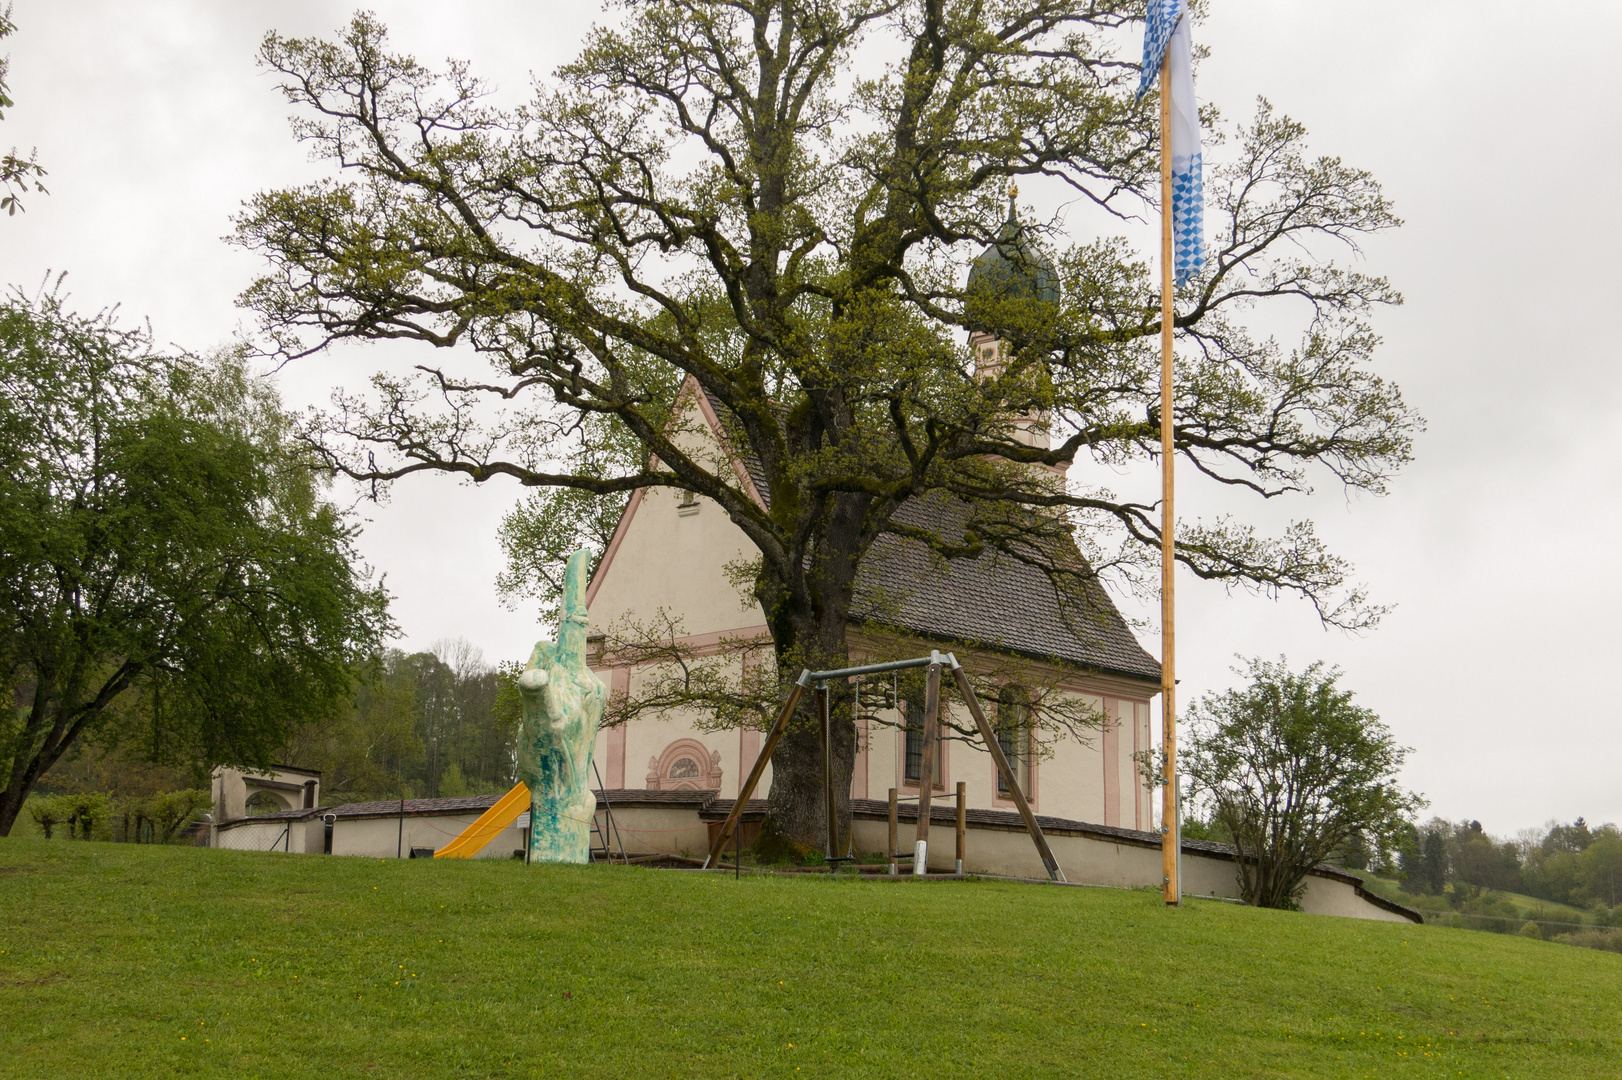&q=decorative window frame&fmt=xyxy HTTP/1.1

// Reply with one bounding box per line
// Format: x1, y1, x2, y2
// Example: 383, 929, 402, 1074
645, 738, 723, 791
